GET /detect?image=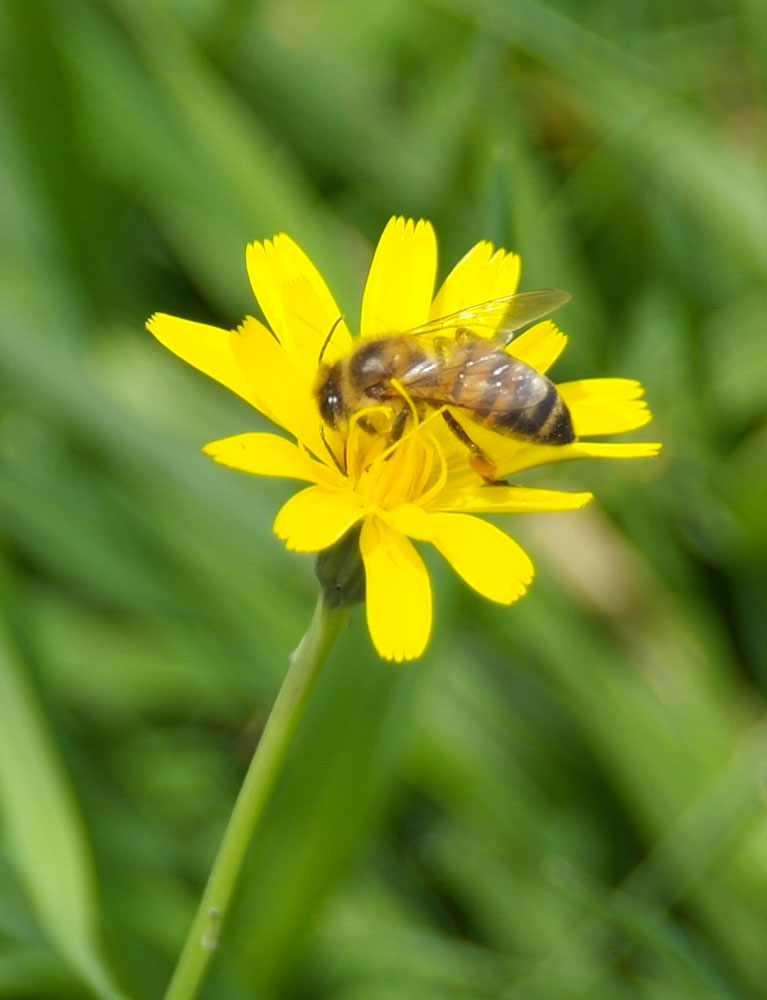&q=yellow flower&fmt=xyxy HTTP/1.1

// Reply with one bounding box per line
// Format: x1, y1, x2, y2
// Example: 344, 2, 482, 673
147, 218, 659, 661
